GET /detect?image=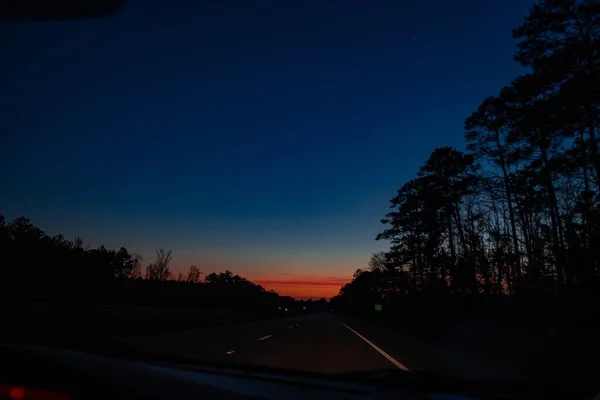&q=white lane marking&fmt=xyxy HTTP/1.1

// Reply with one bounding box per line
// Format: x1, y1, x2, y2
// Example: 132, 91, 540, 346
340, 321, 409, 371
226, 350, 236, 355
258, 335, 272, 341
288, 325, 293, 328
